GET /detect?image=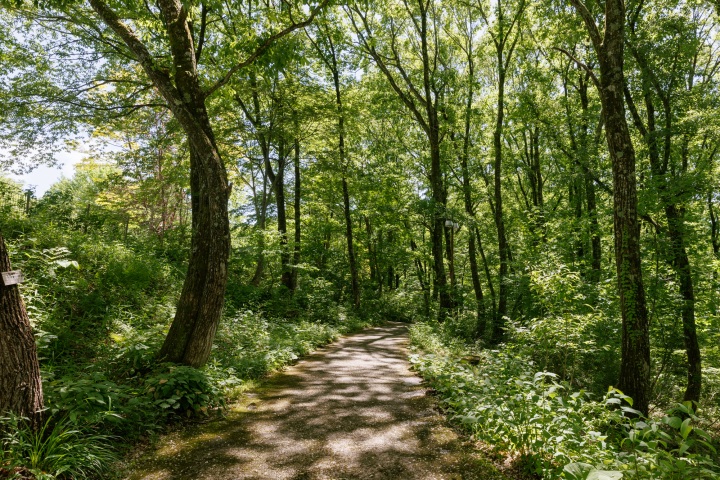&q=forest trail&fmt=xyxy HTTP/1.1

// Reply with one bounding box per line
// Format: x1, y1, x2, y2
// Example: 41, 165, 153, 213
126, 322, 507, 480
